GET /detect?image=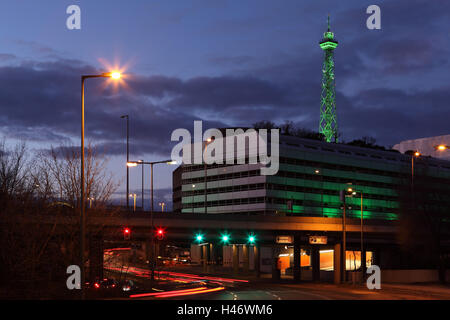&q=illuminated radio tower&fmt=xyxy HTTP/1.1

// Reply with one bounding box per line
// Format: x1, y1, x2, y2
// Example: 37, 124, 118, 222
319, 15, 339, 143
